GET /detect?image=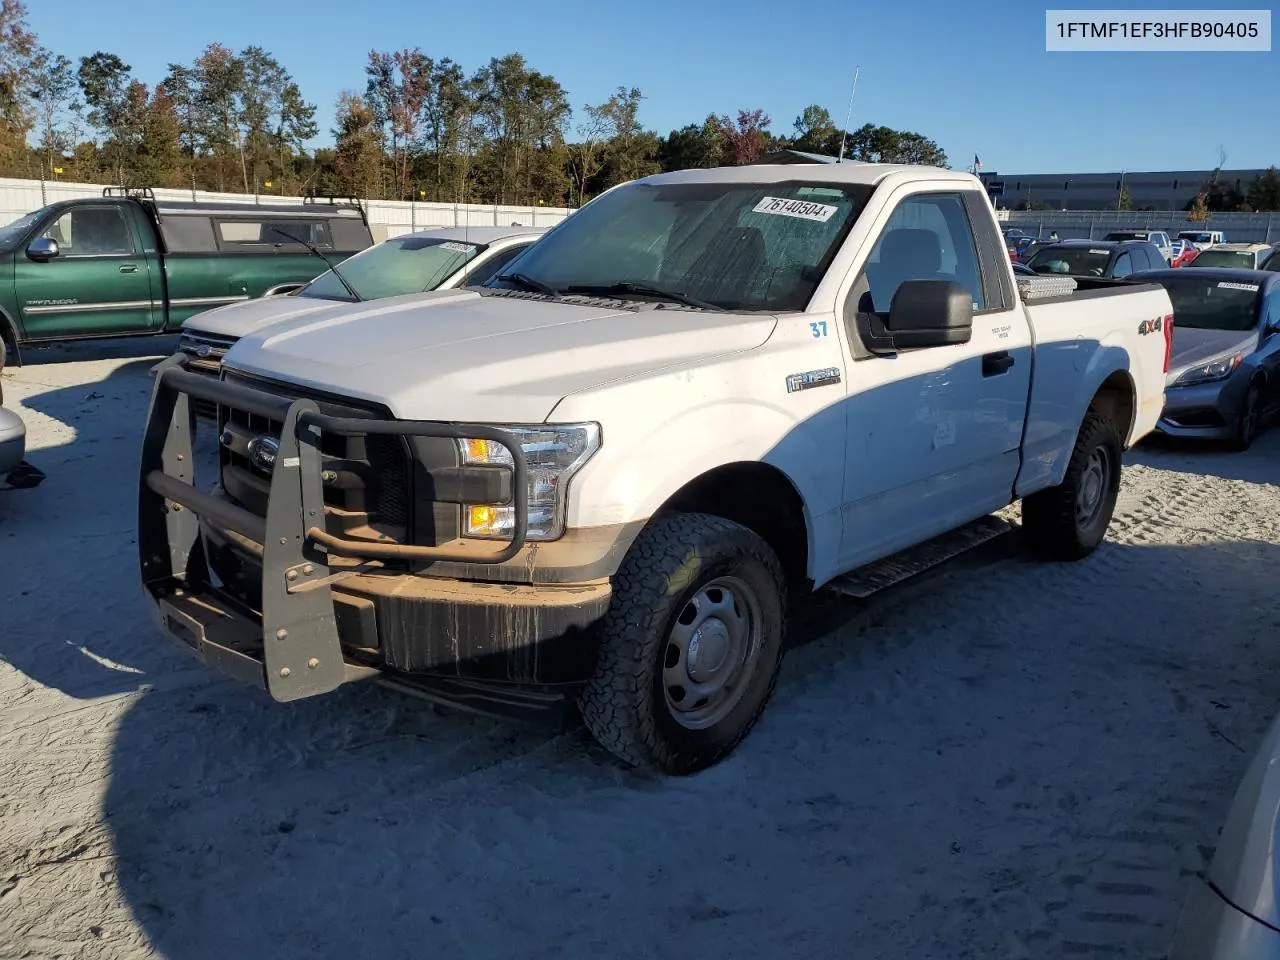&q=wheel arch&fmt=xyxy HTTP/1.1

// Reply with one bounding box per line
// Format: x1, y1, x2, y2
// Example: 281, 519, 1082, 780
0, 308, 21, 367
1088, 368, 1137, 448
654, 461, 812, 593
